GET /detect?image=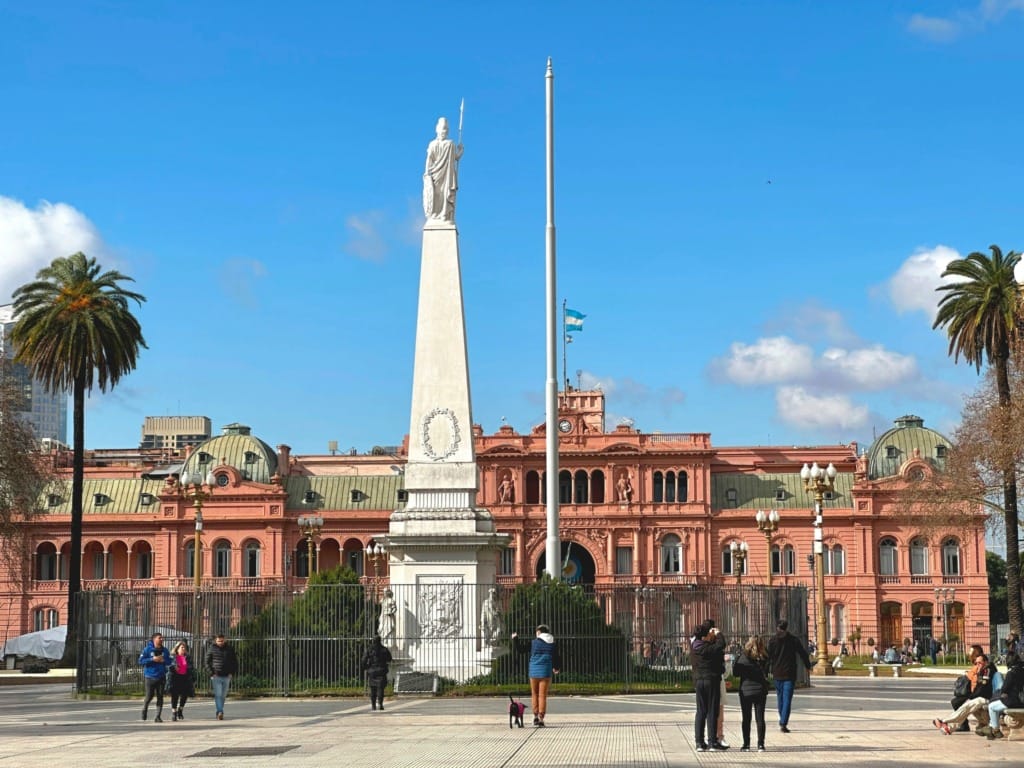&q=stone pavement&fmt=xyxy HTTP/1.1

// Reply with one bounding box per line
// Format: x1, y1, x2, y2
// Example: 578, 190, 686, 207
0, 676, 1020, 767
